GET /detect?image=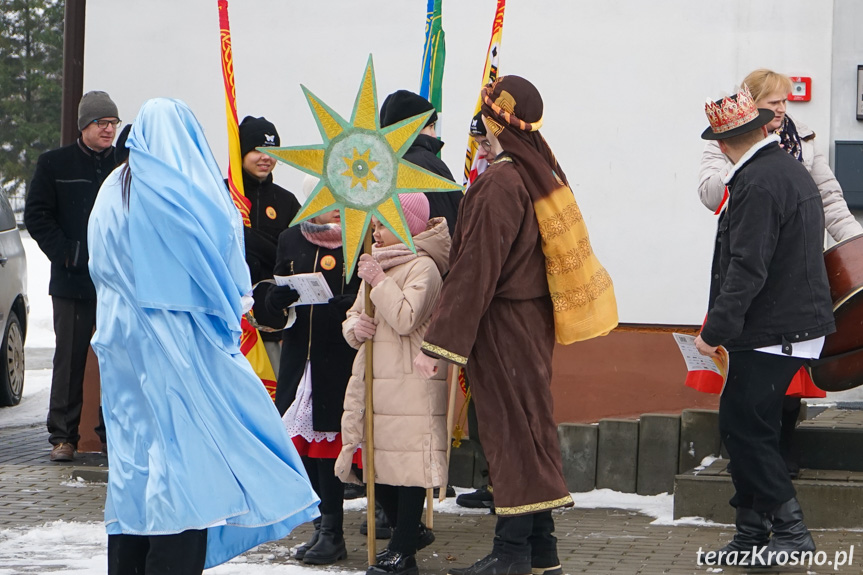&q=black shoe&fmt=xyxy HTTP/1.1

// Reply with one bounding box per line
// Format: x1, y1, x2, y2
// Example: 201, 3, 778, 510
761, 498, 815, 566
531, 567, 562, 575
530, 557, 562, 575
712, 507, 771, 566
344, 483, 367, 500
432, 485, 457, 498
303, 514, 347, 565
294, 517, 322, 560
367, 550, 419, 575
448, 553, 531, 575
360, 502, 393, 539
456, 486, 494, 509
376, 523, 436, 562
